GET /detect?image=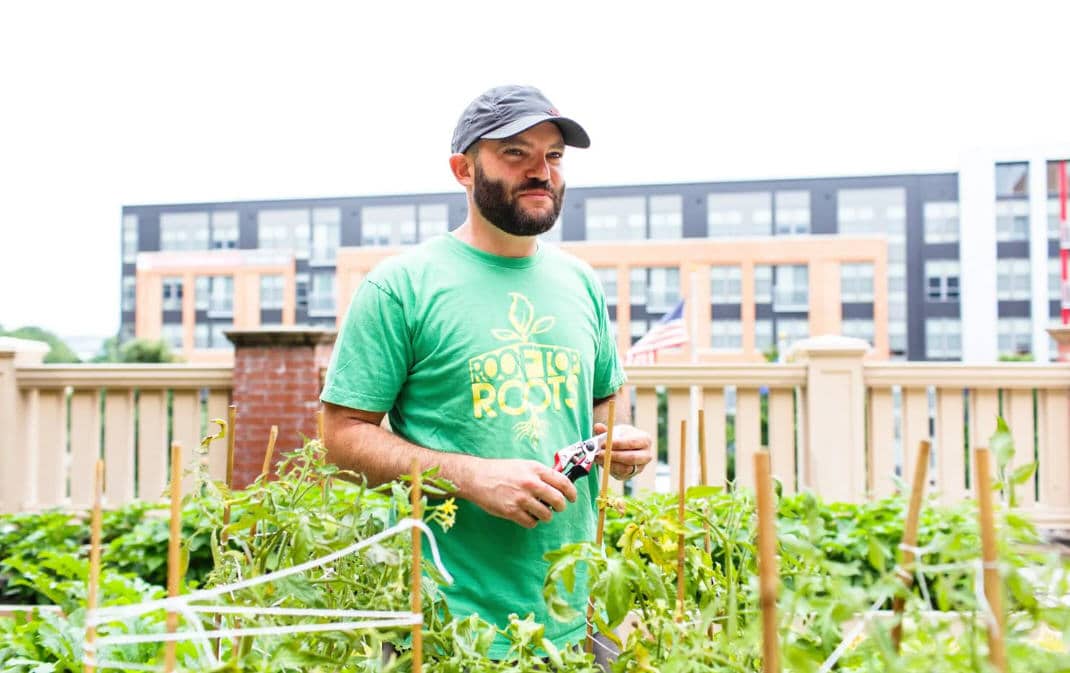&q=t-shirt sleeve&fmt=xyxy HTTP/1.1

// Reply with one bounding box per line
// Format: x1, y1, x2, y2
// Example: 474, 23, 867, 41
592, 288, 626, 400
320, 278, 412, 413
